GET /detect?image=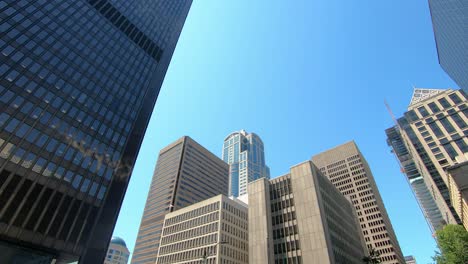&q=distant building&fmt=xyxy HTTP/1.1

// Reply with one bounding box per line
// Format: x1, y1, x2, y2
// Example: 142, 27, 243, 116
156, 194, 248, 264
386, 88, 467, 229
404, 255, 417, 264
248, 161, 366, 264
222, 130, 270, 197
428, 0, 467, 92
132, 136, 229, 264
312, 141, 404, 264
446, 159, 468, 231
105, 237, 130, 264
